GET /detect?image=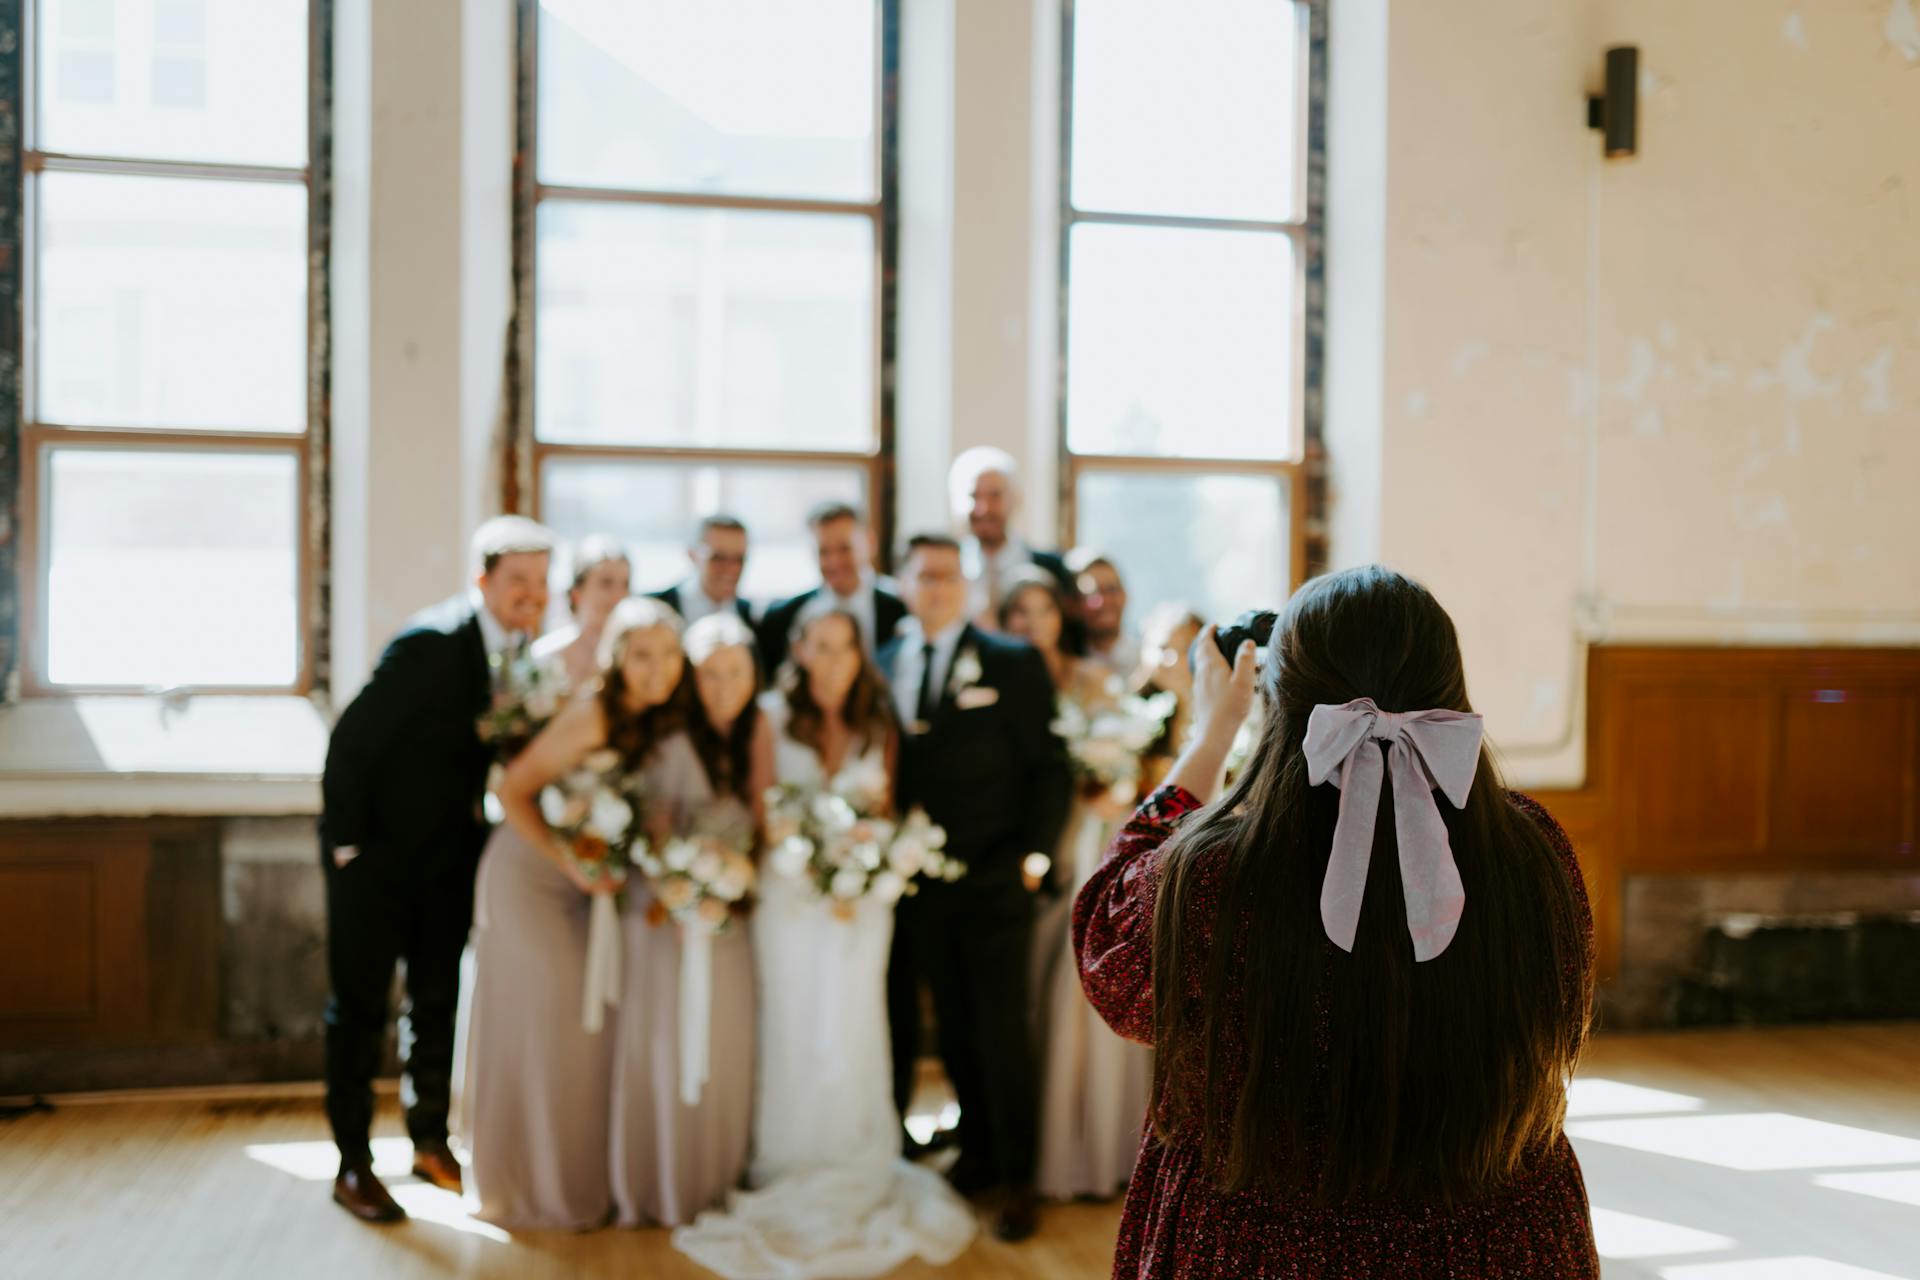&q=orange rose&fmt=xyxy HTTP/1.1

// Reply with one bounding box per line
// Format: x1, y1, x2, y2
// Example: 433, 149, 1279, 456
574, 834, 610, 864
